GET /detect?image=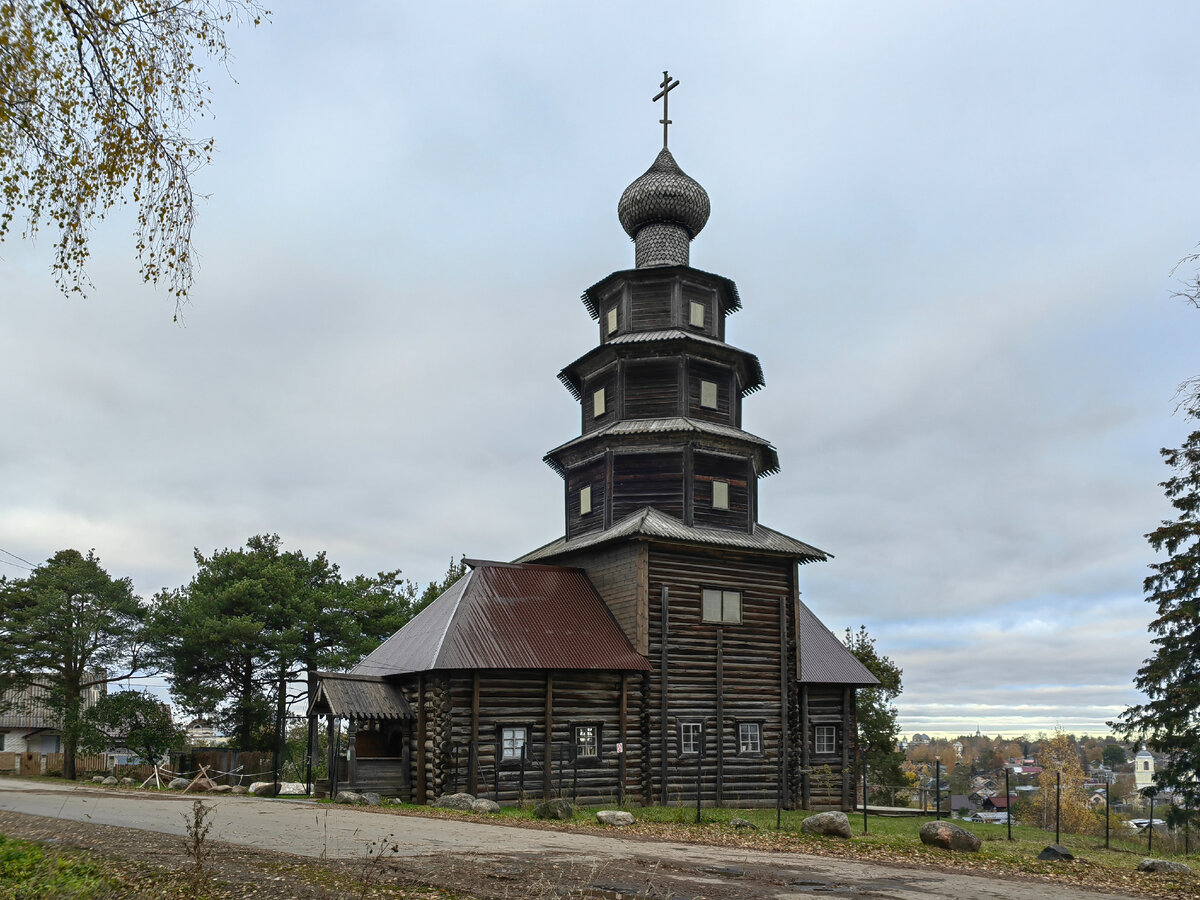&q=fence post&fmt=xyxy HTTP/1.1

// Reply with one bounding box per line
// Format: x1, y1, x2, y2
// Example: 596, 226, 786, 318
935, 764, 941, 821
617, 742, 625, 808
862, 753, 868, 835
519, 743, 526, 806
695, 731, 703, 824
1149, 795, 1154, 854
1006, 768, 1013, 841
571, 744, 578, 804
1055, 771, 1061, 845
1105, 782, 1109, 849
